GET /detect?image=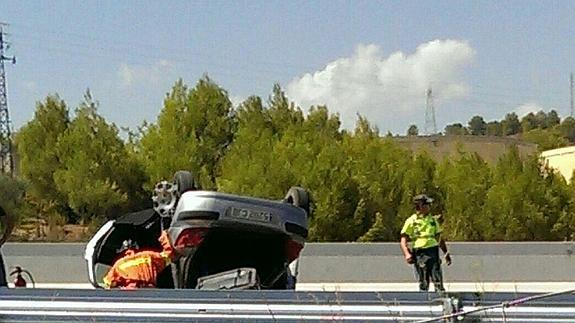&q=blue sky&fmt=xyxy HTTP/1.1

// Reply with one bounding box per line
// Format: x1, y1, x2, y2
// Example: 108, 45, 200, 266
2, 1, 574, 135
